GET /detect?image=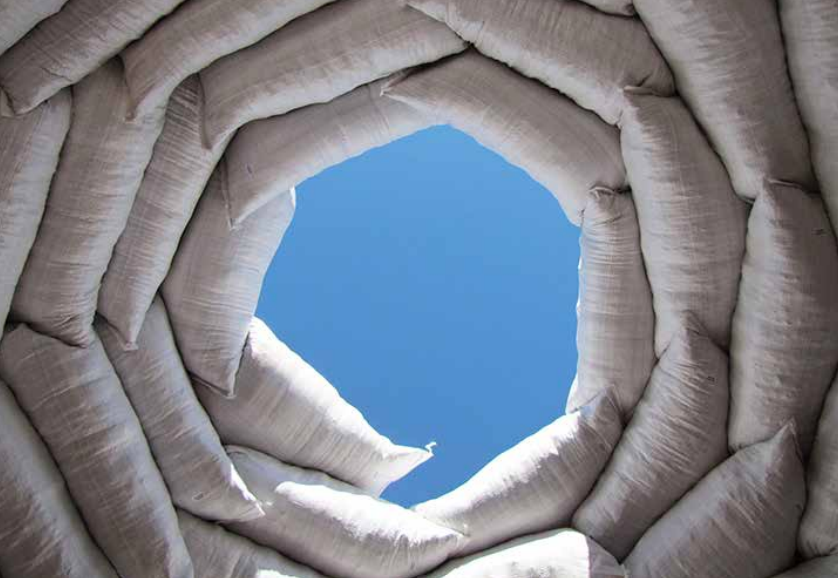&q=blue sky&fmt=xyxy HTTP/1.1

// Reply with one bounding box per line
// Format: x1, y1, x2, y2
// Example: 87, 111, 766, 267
257, 125, 580, 506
